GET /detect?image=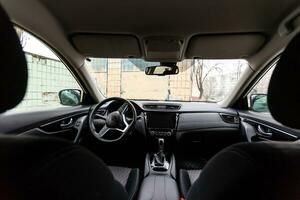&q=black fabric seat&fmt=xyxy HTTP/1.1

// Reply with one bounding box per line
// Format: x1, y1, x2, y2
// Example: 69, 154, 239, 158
0, 4, 139, 200
187, 142, 300, 200
0, 136, 129, 200
109, 166, 140, 200
179, 169, 201, 198
187, 33, 300, 200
